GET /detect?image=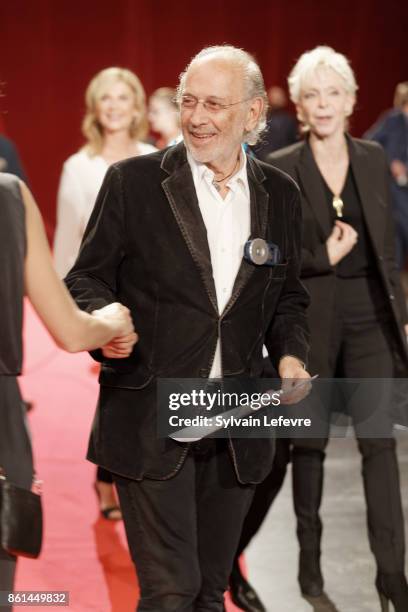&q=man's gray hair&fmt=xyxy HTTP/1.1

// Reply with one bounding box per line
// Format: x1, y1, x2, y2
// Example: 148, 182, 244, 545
177, 45, 267, 146
288, 45, 358, 104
